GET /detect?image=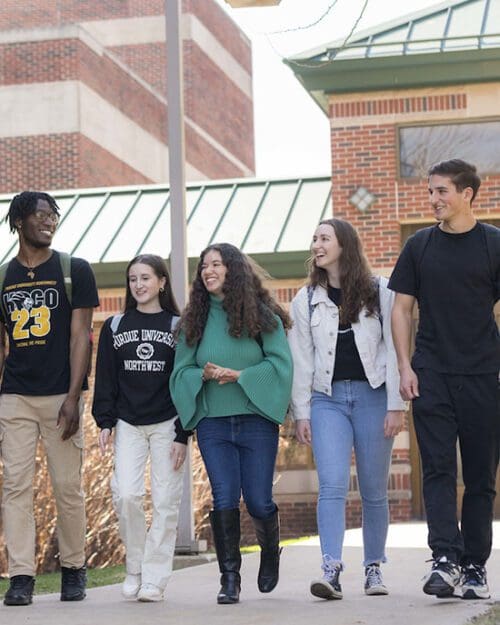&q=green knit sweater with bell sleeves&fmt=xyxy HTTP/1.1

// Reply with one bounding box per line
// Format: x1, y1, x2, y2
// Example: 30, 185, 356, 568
170, 296, 293, 430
